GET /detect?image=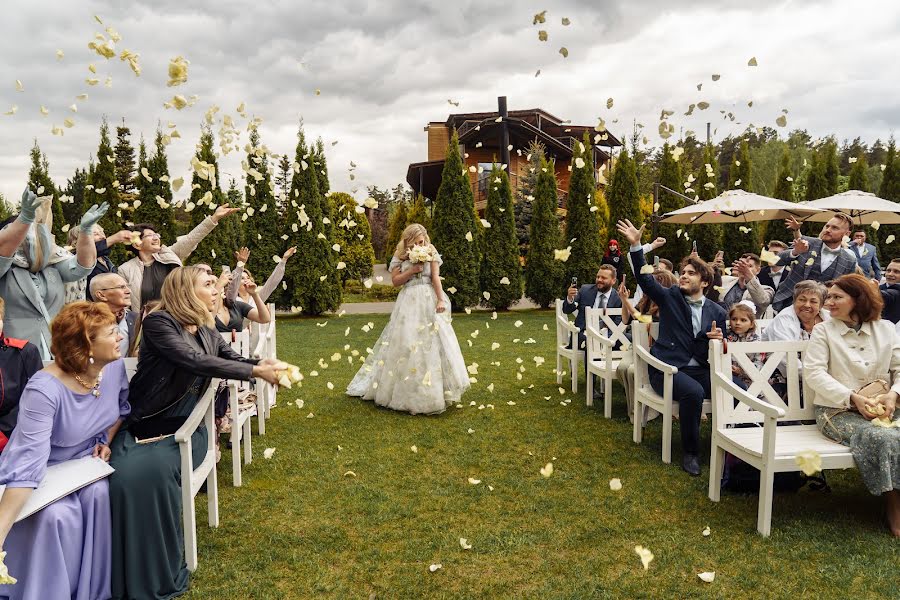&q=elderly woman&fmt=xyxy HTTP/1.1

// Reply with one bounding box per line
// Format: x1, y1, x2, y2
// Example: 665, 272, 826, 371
0, 189, 108, 359
804, 274, 900, 536
0, 302, 129, 599
117, 204, 239, 313
108, 266, 281, 599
